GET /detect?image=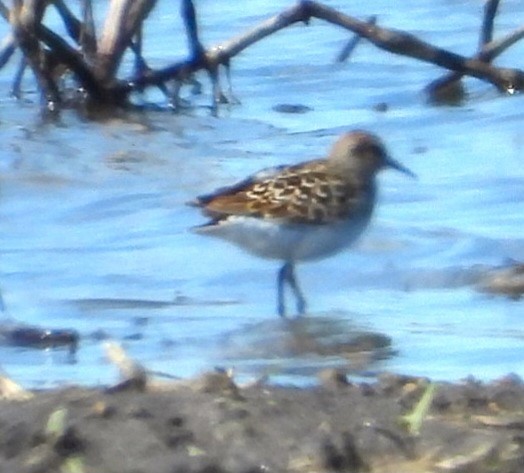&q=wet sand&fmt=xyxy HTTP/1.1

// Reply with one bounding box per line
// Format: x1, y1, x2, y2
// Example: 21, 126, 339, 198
1, 369, 523, 473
